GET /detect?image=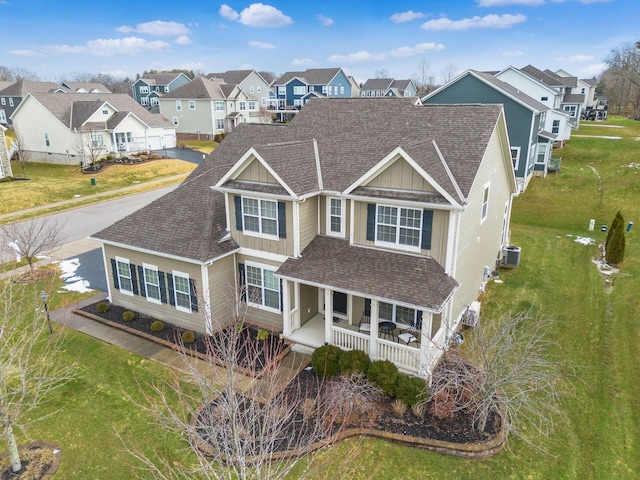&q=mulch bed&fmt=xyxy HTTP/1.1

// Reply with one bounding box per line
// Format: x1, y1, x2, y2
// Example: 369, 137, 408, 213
0, 442, 61, 480
80, 301, 288, 373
